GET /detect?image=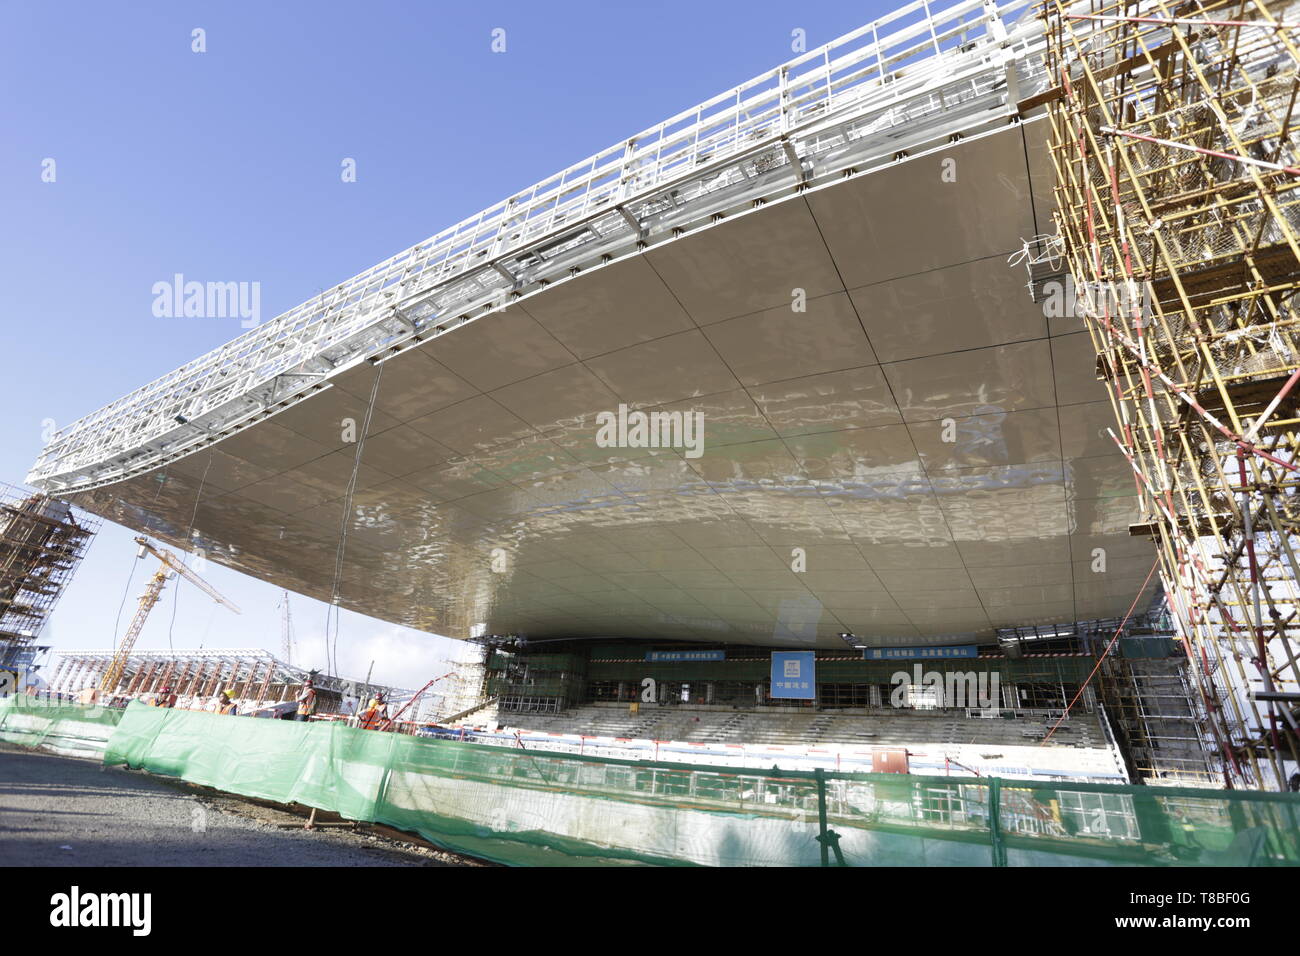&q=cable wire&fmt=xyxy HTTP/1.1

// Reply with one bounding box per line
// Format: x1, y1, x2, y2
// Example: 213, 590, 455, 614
326, 363, 385, 676
1041, 556, 1161, 746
